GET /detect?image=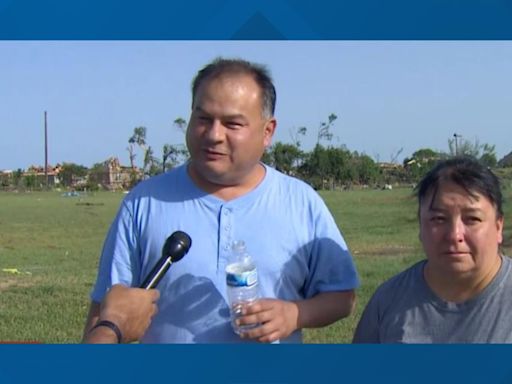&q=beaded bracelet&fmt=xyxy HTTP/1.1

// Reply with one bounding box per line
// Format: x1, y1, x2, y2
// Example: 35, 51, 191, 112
90, 320, 123, 343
